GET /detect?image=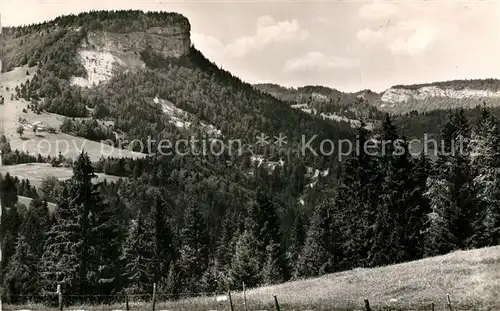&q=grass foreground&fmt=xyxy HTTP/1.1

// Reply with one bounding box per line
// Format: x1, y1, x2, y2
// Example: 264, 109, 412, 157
4, 246, 500, 311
